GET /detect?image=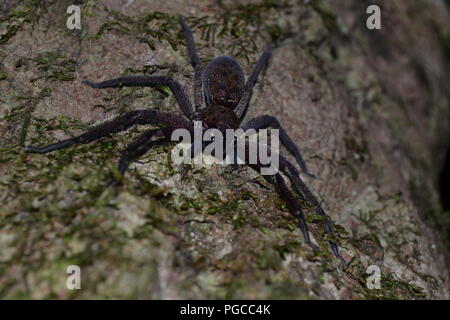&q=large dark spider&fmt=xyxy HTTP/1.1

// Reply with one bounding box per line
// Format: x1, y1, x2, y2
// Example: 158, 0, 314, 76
25, 16, 345, 264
